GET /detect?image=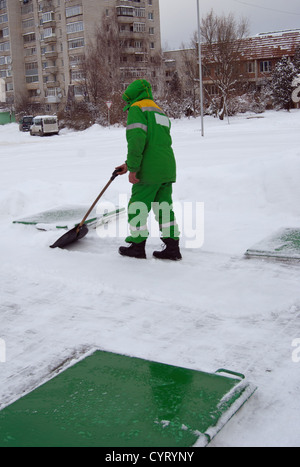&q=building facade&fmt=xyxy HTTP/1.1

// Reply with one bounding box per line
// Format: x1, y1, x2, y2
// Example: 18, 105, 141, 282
0, 0, 161, 112
164, 29, 300, 105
